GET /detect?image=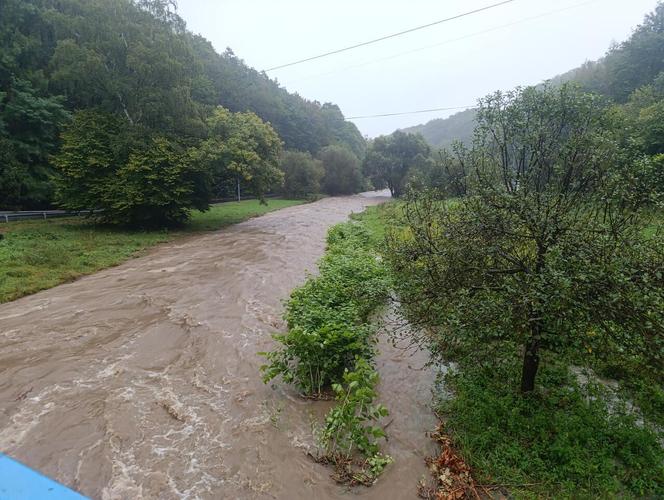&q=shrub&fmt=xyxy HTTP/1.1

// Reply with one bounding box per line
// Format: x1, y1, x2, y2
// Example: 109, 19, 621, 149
278, 150, 324, 199
261, 220, 389, 395
316, 358, 392, 485
319, 358, 389, 457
